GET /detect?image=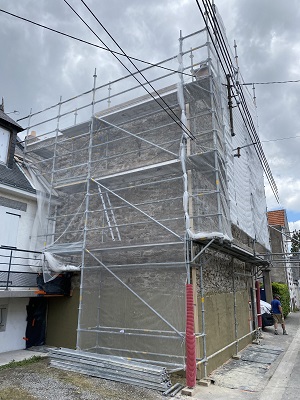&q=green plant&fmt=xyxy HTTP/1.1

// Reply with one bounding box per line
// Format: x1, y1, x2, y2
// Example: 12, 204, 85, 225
0, 355, 42, 371
272, 282, 290, 317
